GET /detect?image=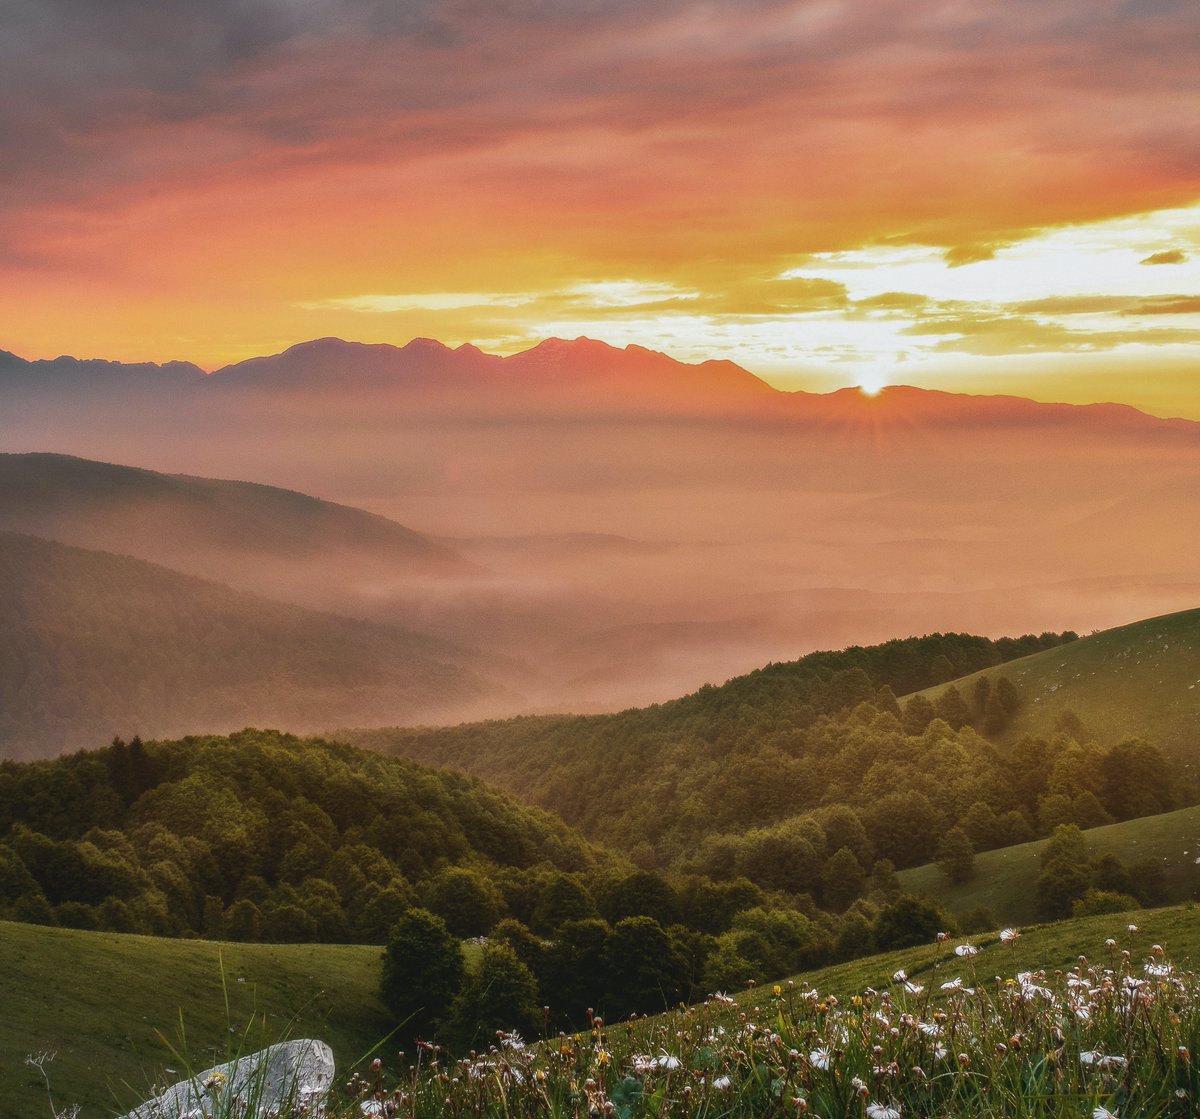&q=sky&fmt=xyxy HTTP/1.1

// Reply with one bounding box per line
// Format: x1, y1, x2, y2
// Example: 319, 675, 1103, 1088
2, 0, 1199, 415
